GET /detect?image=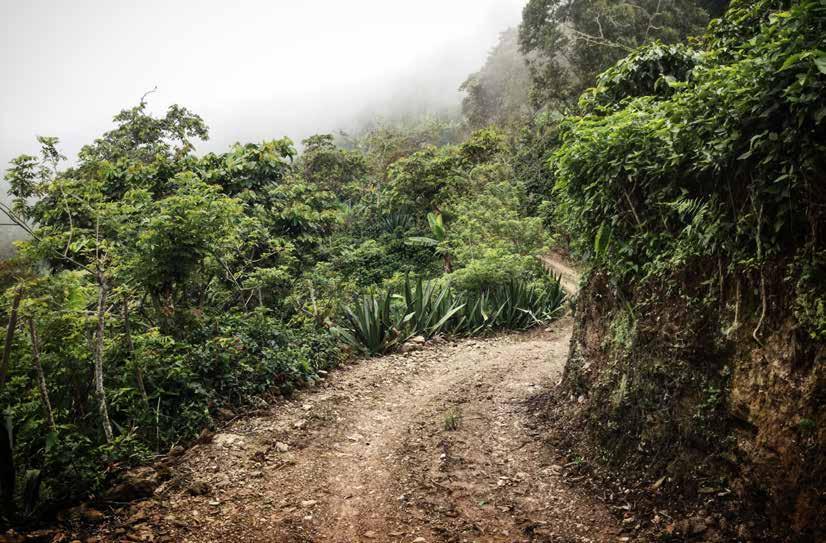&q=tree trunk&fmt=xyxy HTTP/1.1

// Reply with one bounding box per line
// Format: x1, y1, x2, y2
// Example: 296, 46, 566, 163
0, 287, 23, 387
94, 273, 114, 443
1, 411, 16, 517
443, 253, 453, 274
123, 297, 148, 406
25, 318, 56, 433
